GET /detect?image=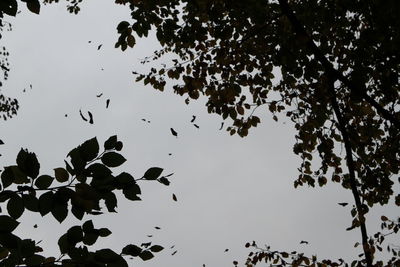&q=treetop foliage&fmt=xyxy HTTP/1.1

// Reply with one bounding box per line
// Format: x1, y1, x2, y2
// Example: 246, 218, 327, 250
0, 0, 399, 266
